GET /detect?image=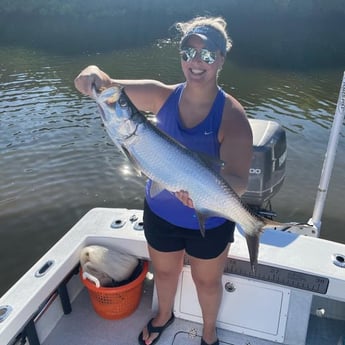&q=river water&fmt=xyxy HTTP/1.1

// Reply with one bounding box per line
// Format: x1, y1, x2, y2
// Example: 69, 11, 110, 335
0, 41, 344, 296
